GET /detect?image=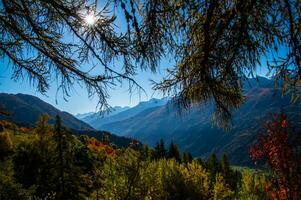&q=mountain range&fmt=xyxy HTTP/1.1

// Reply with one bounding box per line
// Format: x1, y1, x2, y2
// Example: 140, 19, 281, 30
2, 76, 300, 166
78, 77, 301, 166
0, 93, 135, 147
78, 98, 169, 129
0, 93, 93, 130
